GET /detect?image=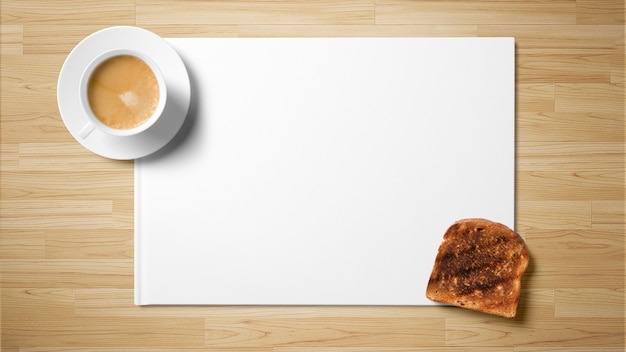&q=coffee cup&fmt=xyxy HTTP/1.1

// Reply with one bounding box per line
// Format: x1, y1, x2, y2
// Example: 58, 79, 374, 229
77, 49, 167, 139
